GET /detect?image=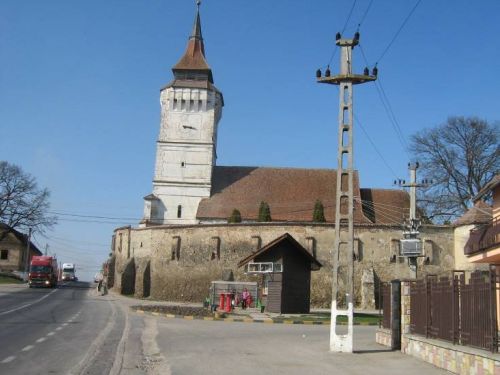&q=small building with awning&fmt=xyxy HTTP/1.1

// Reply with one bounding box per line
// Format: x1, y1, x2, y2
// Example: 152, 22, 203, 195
238, 233, 322, 314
